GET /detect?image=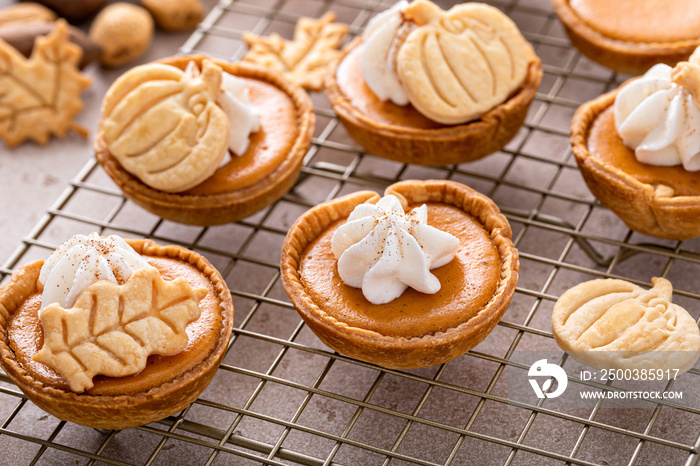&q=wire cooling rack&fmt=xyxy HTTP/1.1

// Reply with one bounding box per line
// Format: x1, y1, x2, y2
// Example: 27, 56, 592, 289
2, 0, 700, 464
